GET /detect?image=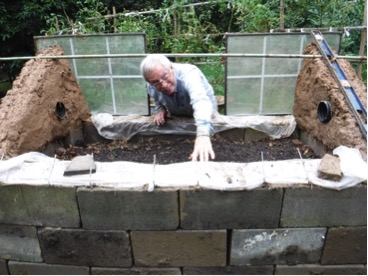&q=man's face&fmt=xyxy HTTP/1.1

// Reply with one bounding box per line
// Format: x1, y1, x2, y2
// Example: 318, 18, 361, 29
146, 65, 175, 96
